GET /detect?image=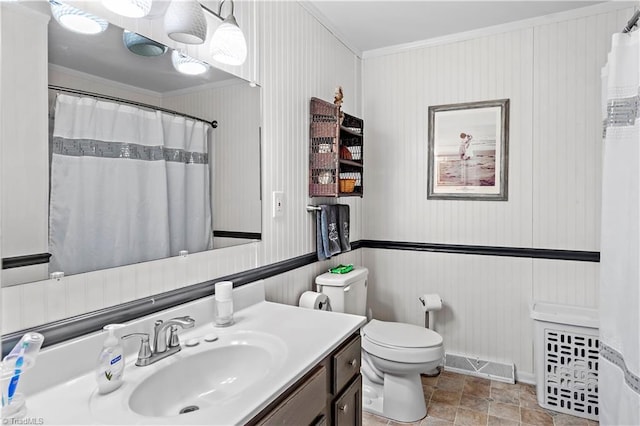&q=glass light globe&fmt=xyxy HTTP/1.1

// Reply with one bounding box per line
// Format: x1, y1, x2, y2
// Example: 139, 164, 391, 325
123, 31, 168, 57
165, 0, 208, 45
50, 0, 108, 35
211, 15, 247, 66
171, 51, 208, 76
